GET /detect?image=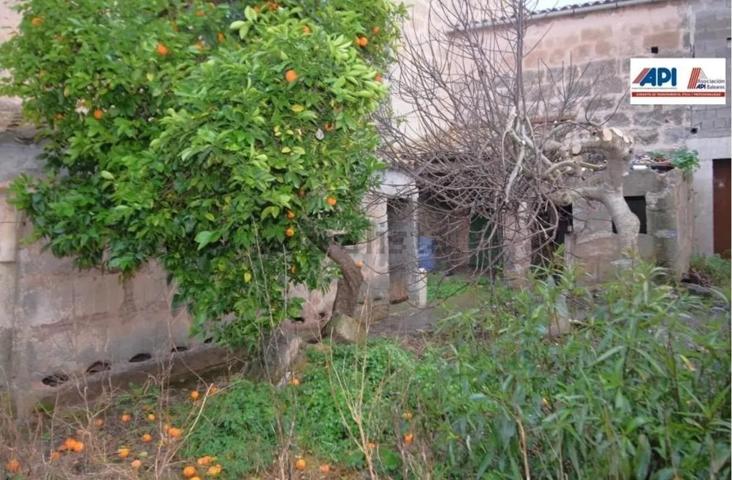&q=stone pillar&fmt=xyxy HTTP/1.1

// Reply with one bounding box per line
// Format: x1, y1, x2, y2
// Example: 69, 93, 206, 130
0, 182, 18, 394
